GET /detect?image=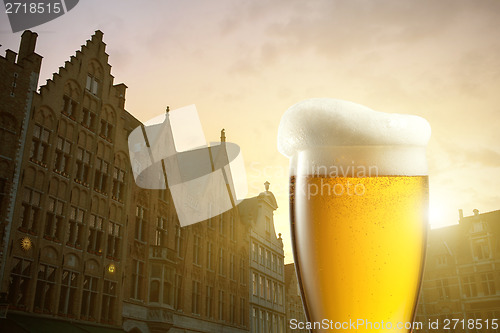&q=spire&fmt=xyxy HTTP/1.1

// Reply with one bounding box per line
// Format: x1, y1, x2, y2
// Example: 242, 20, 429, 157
220, 128, 226, 142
